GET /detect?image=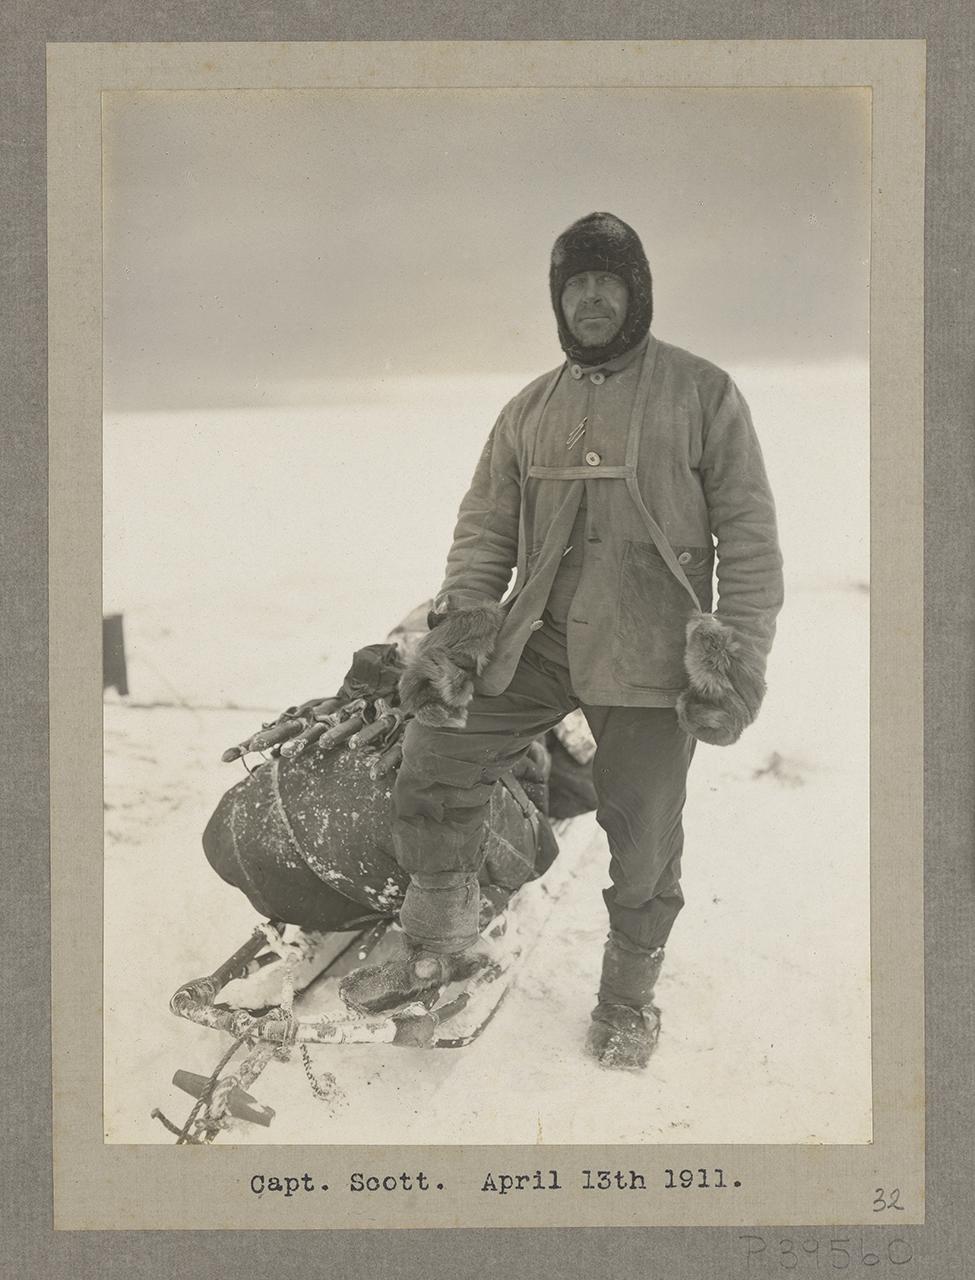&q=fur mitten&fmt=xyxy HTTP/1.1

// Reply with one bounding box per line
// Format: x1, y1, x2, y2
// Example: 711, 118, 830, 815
398, 601, 505, 728
675, 613, 767, 746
